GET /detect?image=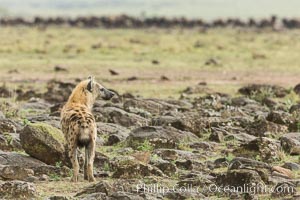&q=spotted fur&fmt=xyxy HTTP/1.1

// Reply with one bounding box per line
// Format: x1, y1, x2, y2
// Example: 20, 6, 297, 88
61, 77, 114, 182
